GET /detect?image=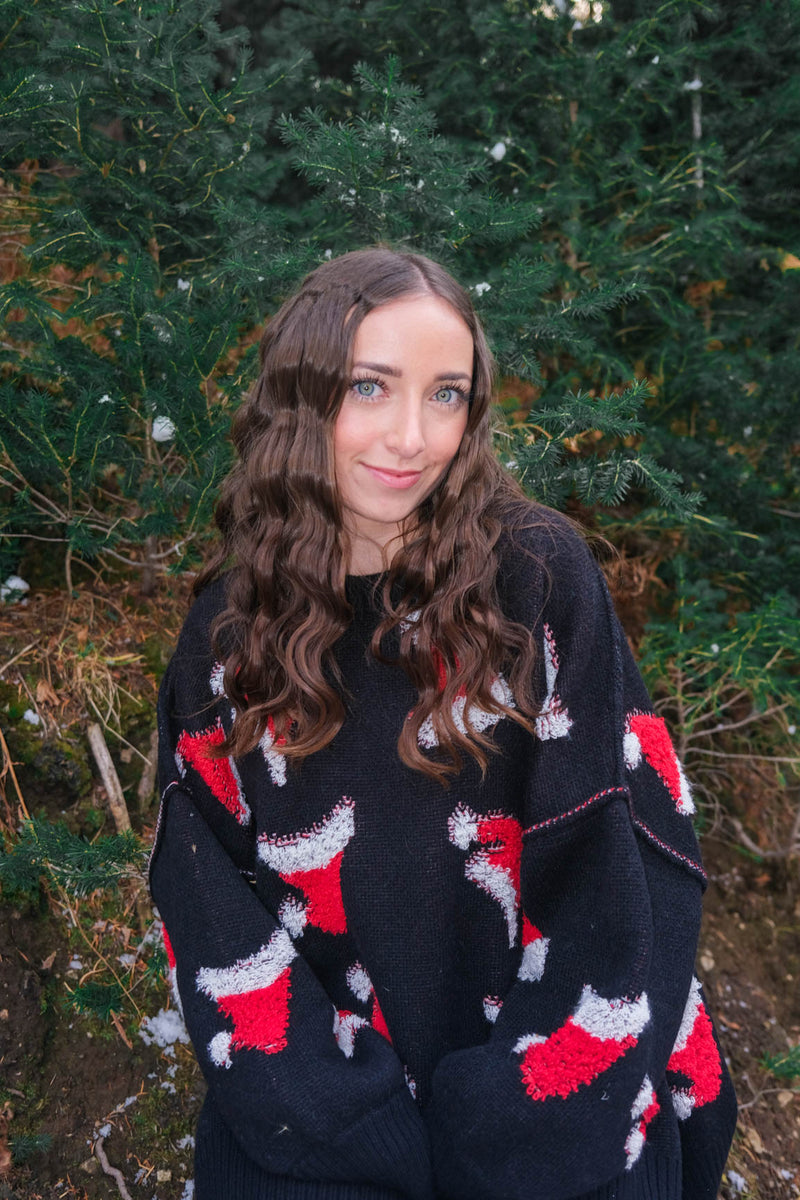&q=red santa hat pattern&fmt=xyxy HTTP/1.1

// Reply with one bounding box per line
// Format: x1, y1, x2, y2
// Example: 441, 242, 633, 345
259, 715, 288, 787
210, 661, 287, 787
400, 617, 515, 750
161, 923, 184, 1020
333, 962, 392, 1058
666, 975, 723, 1119
623, 712, 695, 816
346, 962, 391, 1041
517, 916, 550, 983
332, 1009, 370, 1058
195, 927, 297, 1068
624, 1075, 660, 1169
277, 894, 310, 940
514, 985, 651, 1102
448, 805, 523, 948
483, 995, 503, 1024
258, 798, 355, 936
175, 721, 251, 827
534, 623, 573, 741
417, 672, 515, 750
